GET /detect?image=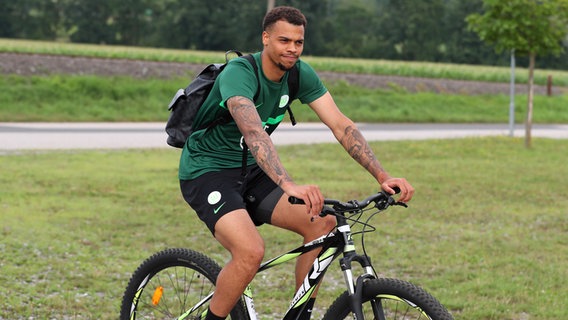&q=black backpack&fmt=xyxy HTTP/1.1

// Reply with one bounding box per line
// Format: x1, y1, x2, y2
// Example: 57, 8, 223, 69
165, 50, 299, 148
